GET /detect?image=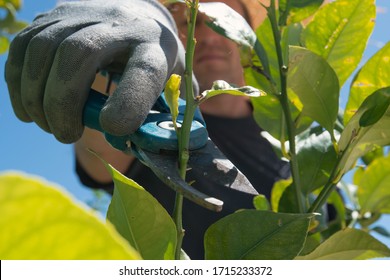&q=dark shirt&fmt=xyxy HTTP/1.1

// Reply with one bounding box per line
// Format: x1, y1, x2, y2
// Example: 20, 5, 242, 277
76, 113, 290, 259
